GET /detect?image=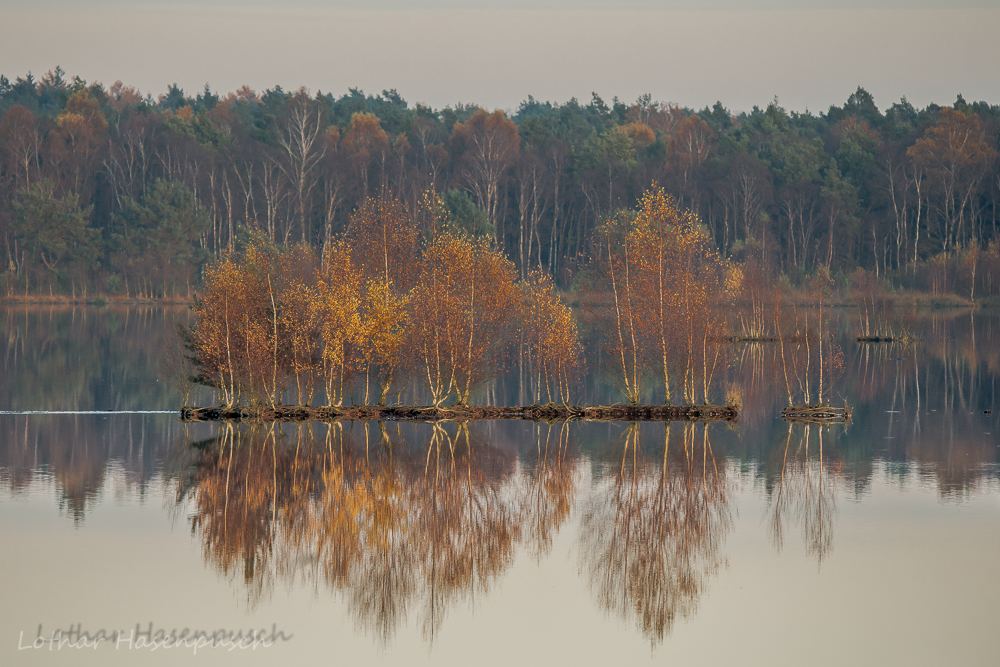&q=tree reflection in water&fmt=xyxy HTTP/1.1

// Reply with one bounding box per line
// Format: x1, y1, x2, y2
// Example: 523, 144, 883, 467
767, 423, 838, 567
186, 423, 283, 608
523, 422, 577, 561
579, 422, 731, 645
183, 421, 576, 644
